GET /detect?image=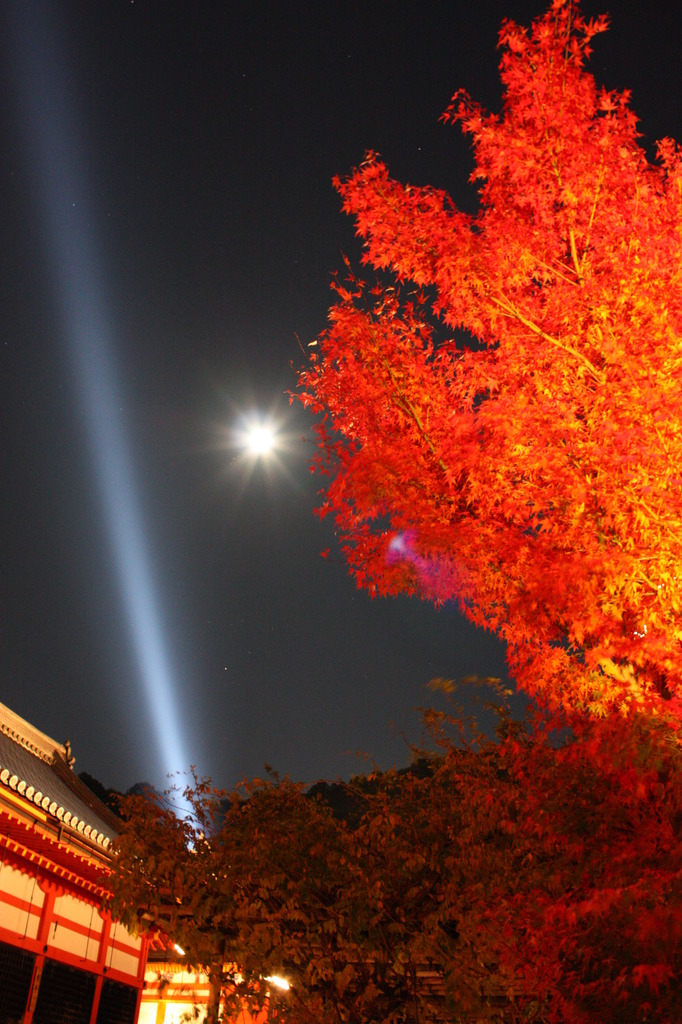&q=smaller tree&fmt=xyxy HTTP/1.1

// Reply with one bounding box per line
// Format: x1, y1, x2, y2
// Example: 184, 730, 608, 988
109, 712, 682, 1024
107, 777, 251, 1023
109, 771, 462, 1024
